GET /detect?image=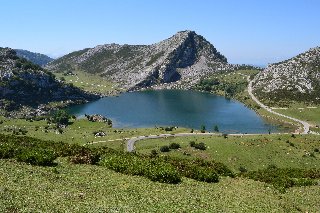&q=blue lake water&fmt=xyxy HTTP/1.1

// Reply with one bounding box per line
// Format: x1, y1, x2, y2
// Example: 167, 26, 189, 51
68, 90, 283, 133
